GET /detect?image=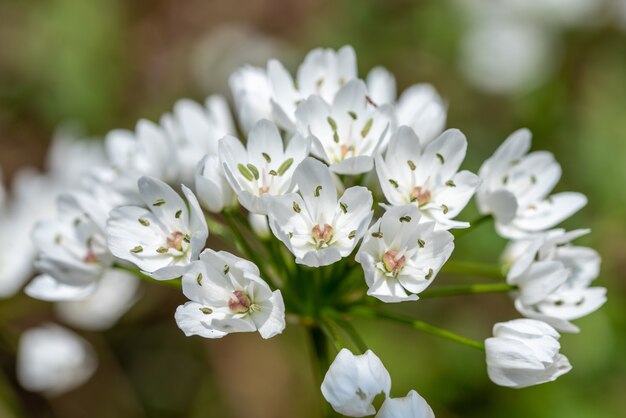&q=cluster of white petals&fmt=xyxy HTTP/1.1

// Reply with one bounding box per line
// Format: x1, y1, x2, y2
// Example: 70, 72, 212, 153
0, 44, 601, 410
477, 129, 587, 239
322, 349, 434, 418
505, 229, 605, 332
485, 319, 571, 388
